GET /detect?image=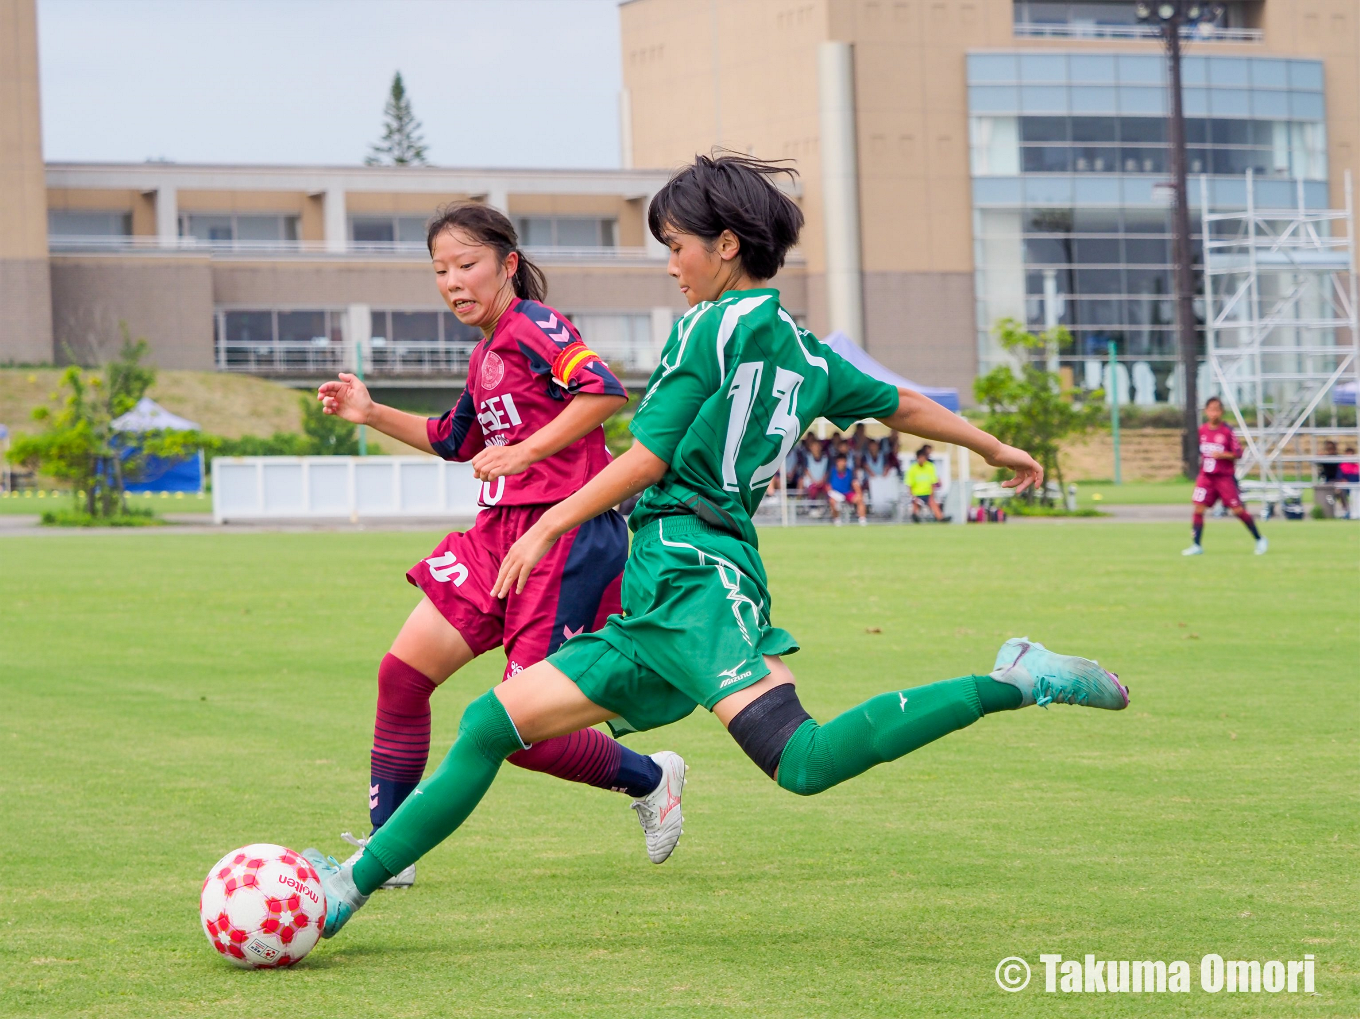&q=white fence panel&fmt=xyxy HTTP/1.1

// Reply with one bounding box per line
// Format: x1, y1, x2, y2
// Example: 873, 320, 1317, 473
211, 456, 482, 522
